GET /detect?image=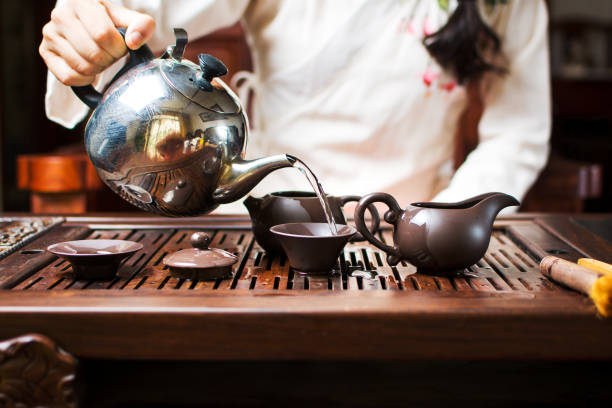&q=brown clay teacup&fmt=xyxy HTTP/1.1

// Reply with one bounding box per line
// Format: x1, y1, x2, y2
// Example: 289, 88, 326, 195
245, 191, 379, 254
47, 239, 143, 280
269, 223, 356, 274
